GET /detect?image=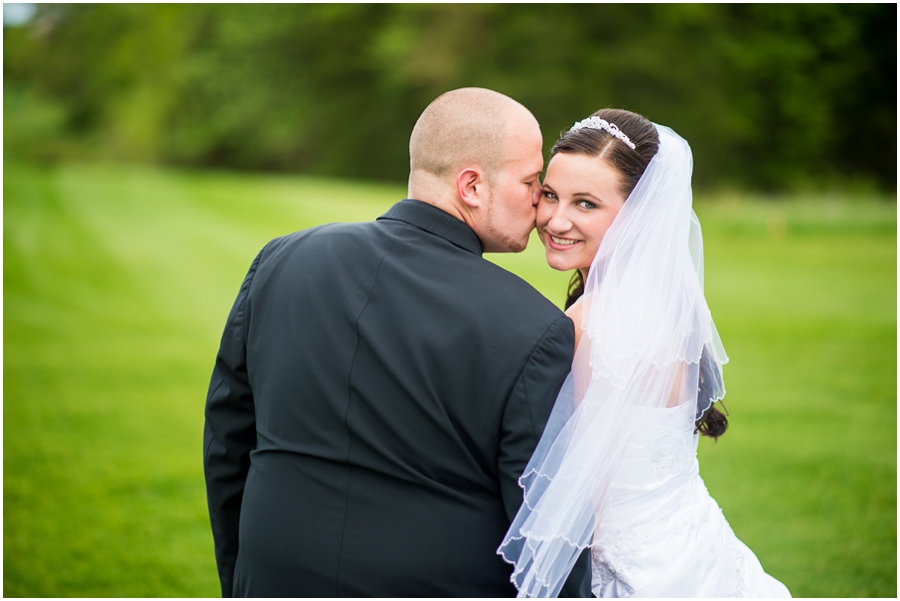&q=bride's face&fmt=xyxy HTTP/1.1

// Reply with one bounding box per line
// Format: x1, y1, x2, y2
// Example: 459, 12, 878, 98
537, 152, 628, 275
